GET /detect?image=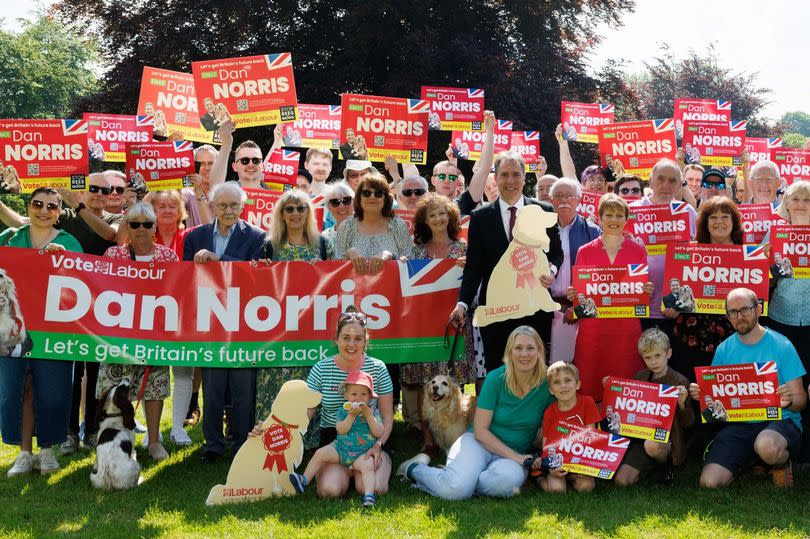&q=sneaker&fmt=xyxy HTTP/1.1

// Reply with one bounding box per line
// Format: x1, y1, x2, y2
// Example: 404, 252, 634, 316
362, 494, 376, 508
60, 434, 80, 456
38, 448, 60, 475
288, 472, 307, 494
141, 430, 164, 448
772, 461, 794, 488
148, 443, 169, 462
170, 428, 193, 447
396, 453, 430, 482
7, 451, 35, 477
